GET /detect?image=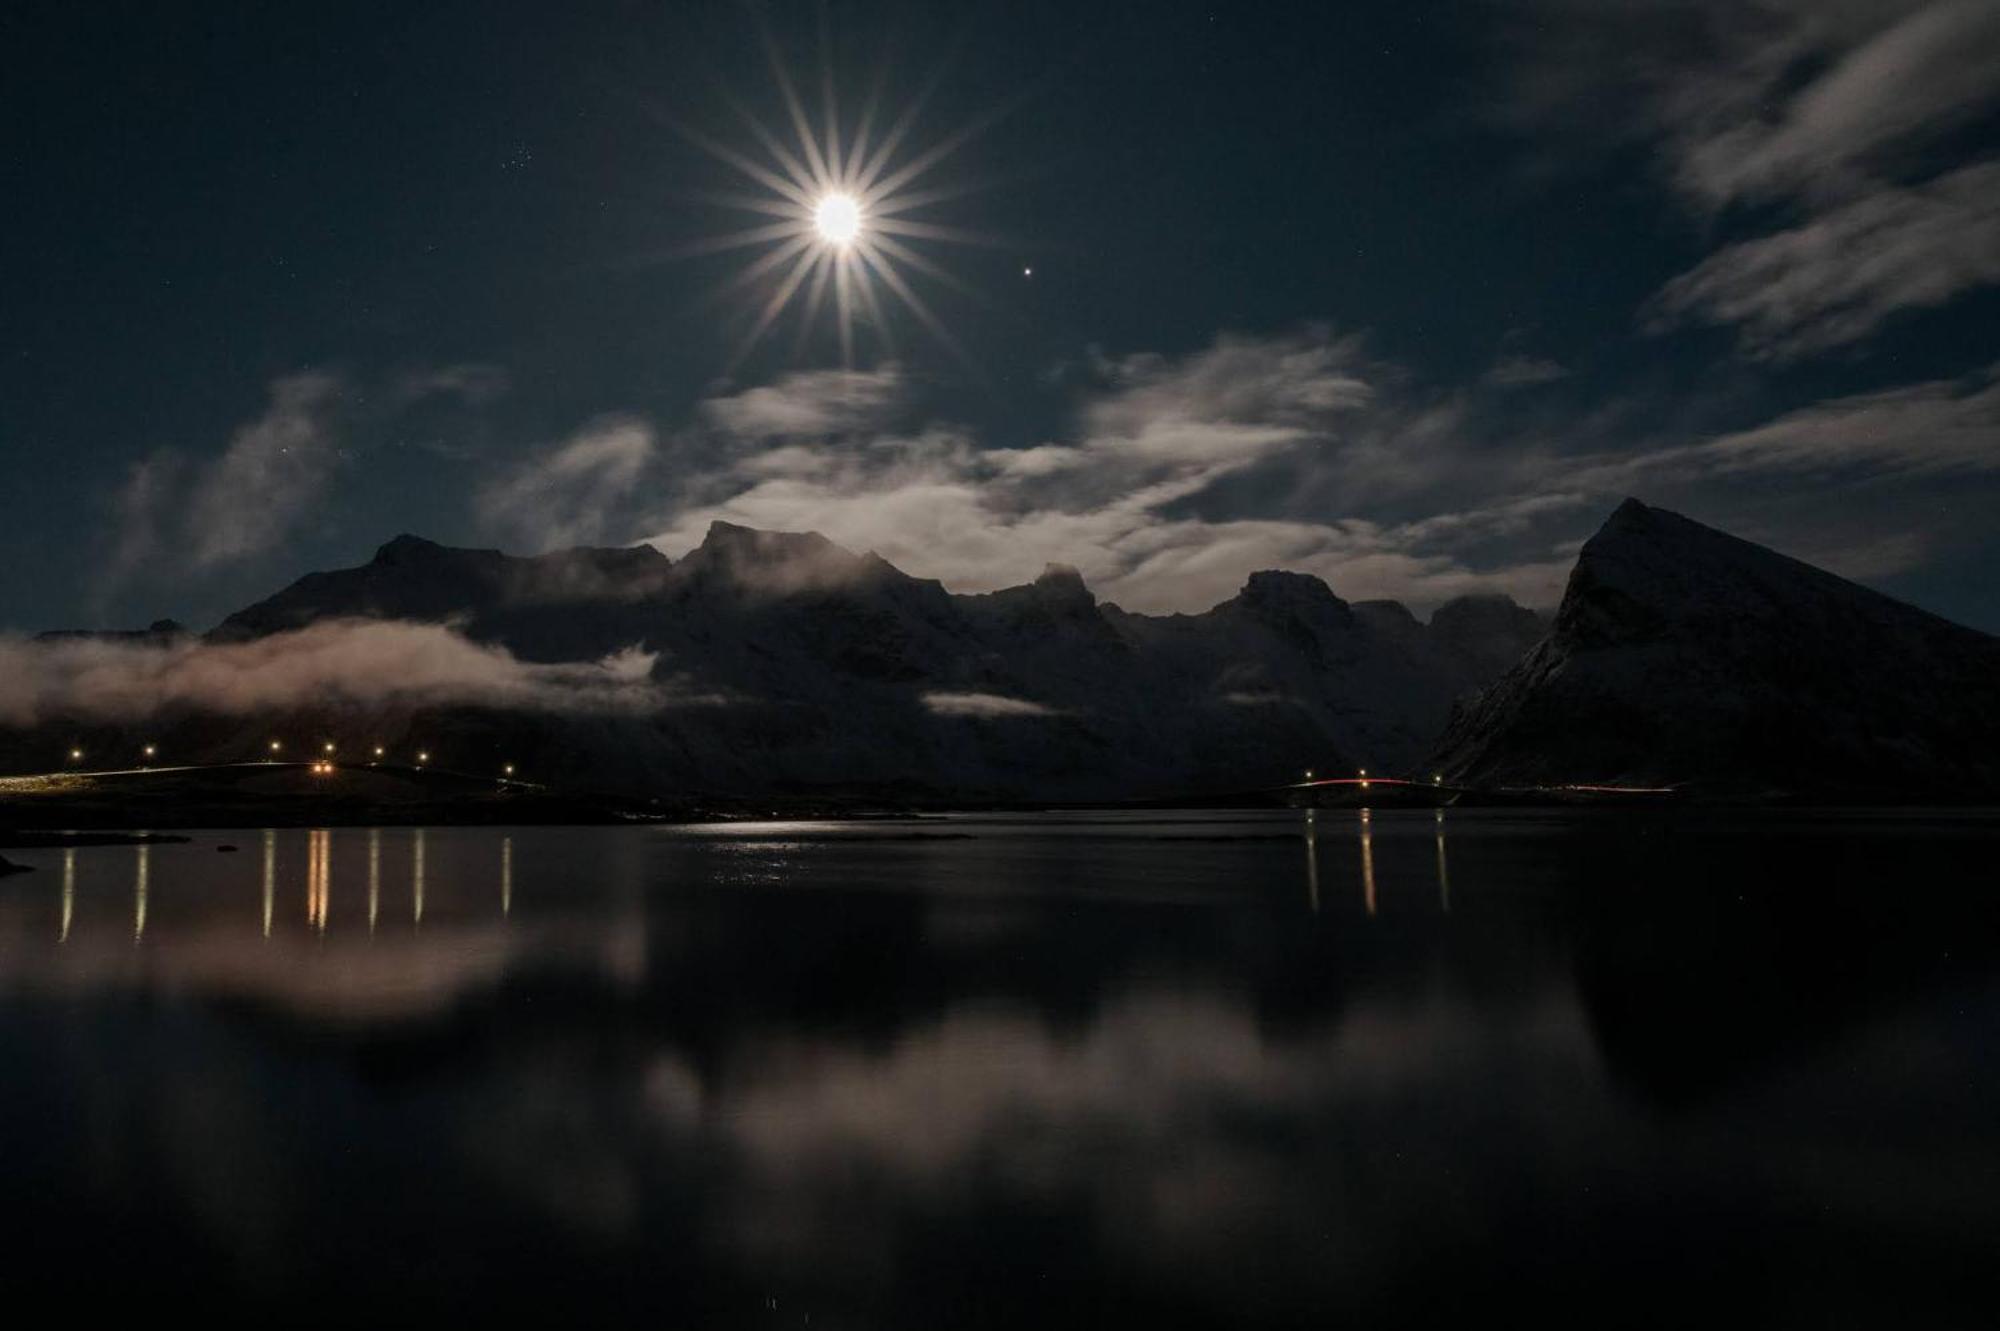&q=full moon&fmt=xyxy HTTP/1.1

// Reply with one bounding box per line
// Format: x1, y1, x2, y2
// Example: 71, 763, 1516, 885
814, 193, 862, 246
